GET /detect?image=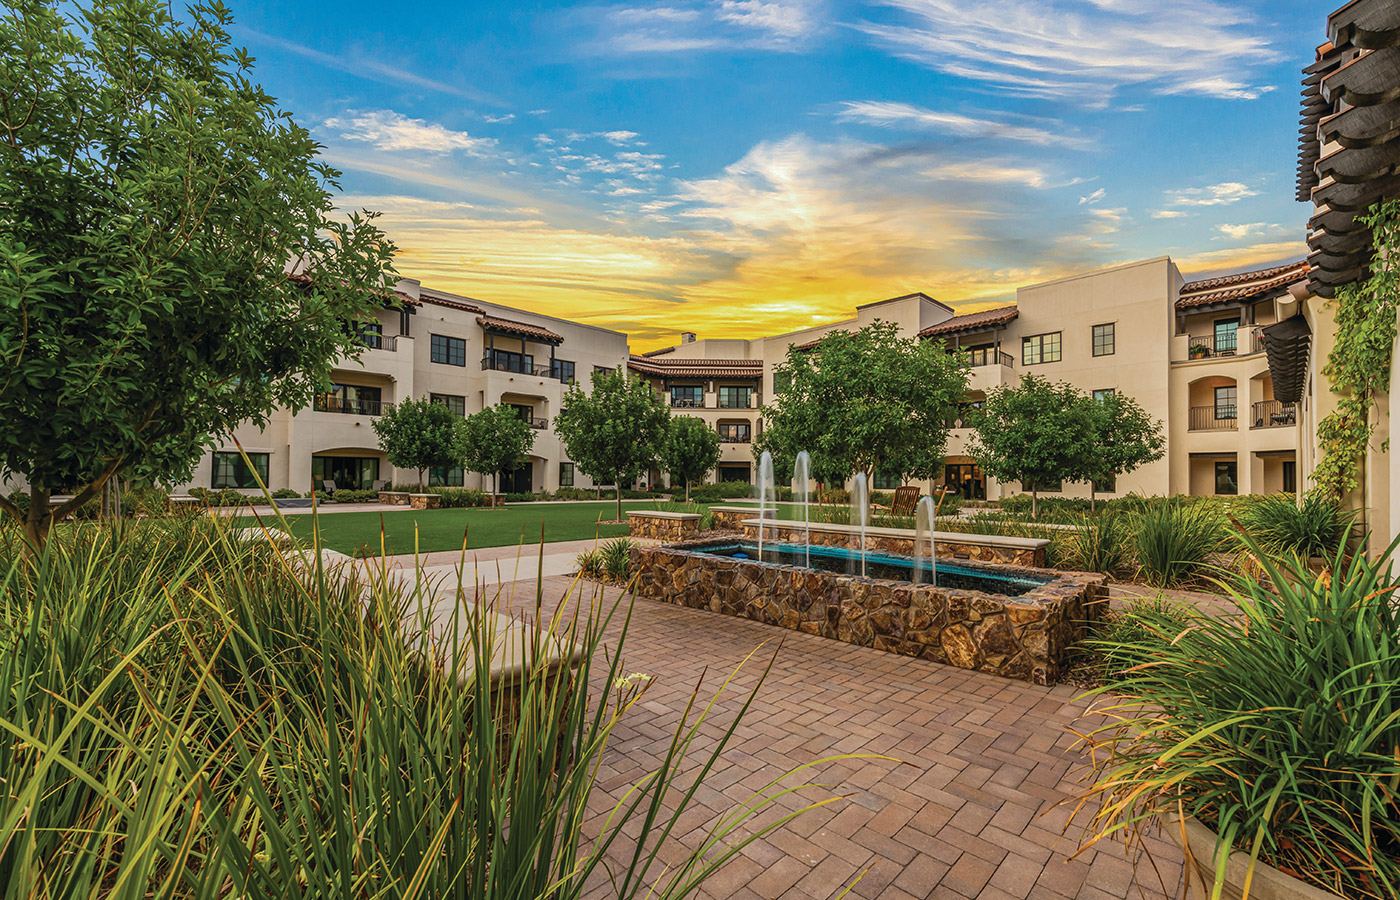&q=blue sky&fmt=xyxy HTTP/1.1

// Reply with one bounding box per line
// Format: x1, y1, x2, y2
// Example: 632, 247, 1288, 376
226, 0, 1322, 347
